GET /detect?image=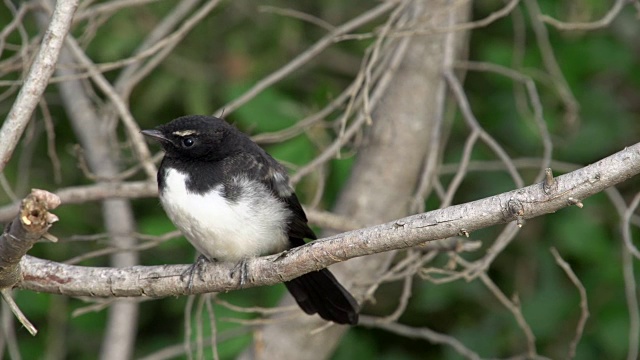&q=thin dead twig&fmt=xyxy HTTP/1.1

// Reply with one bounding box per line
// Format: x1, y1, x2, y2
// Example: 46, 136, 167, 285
524, 0, 580, 127
445, 70, 524, 188
550, 247, 589, 360
260, 6, 335, 32
455, 60, 553, 184
114, 0, 215, 98
622, 244, 640, 360
216, 1, 397, 116
38, 99, 62, 184
251, 83, 353, 145
58, 34, 157, 179
359, 316, 481, 360
621, 192, 640, 259
441, 130, 480, 208
476, 269, 537, 358
0, 181, 157, 222
291, 3, 412, 184
0, 0, 79, 173
74, 0, 163, 21
539, 0, 627, 31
